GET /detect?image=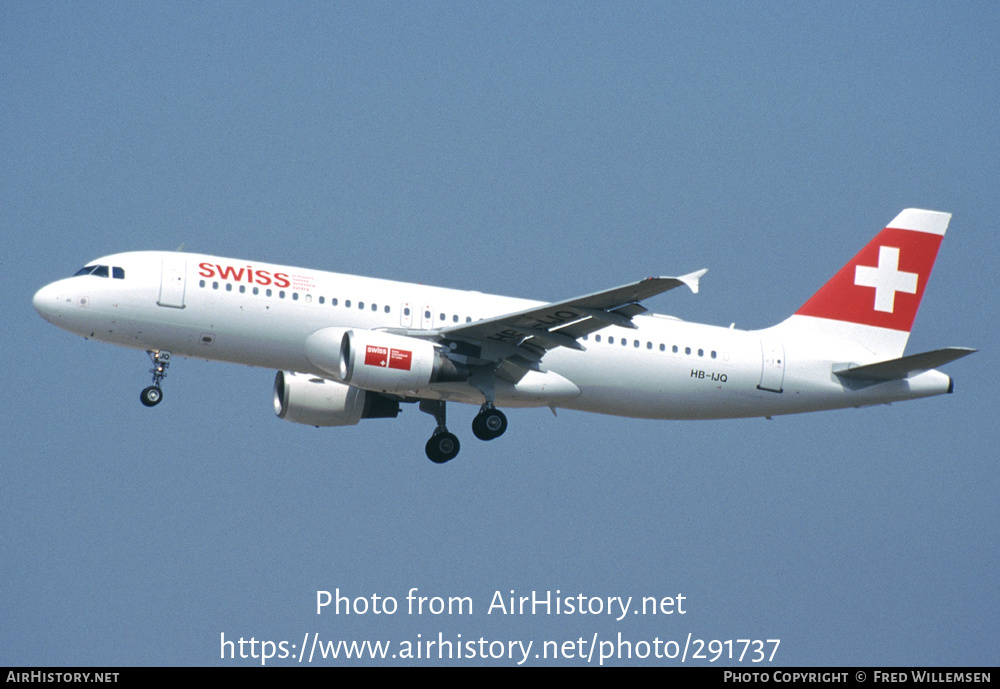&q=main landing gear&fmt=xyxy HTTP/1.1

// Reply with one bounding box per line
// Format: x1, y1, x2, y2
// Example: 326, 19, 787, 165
140, 350, 171, 407
420, 400, 508, 464
421, 400, 461, 464
472, 403, 507, 441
